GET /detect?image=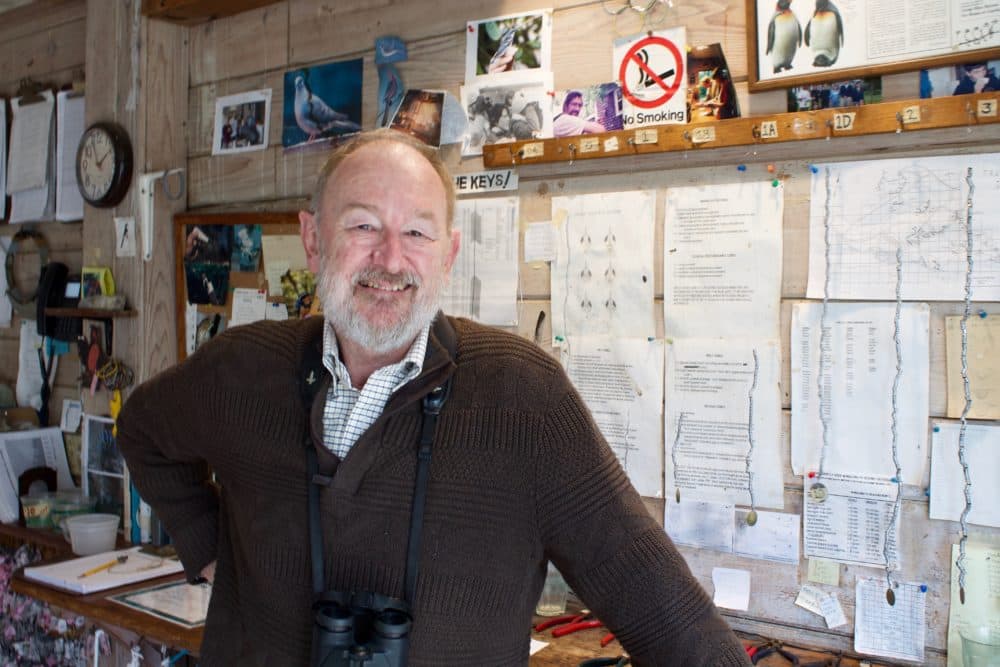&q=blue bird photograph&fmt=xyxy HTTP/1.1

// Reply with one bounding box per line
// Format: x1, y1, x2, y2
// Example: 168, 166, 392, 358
282, 59, 363, 150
